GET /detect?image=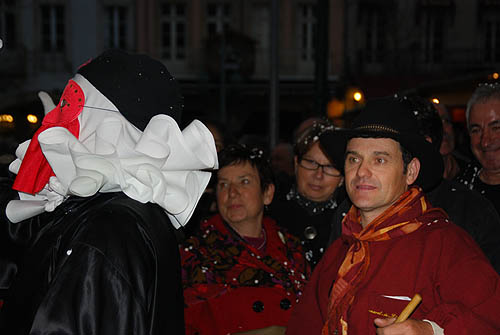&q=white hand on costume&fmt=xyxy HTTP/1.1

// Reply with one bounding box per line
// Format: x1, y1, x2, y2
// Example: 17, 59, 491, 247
38, 91, 56, 115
